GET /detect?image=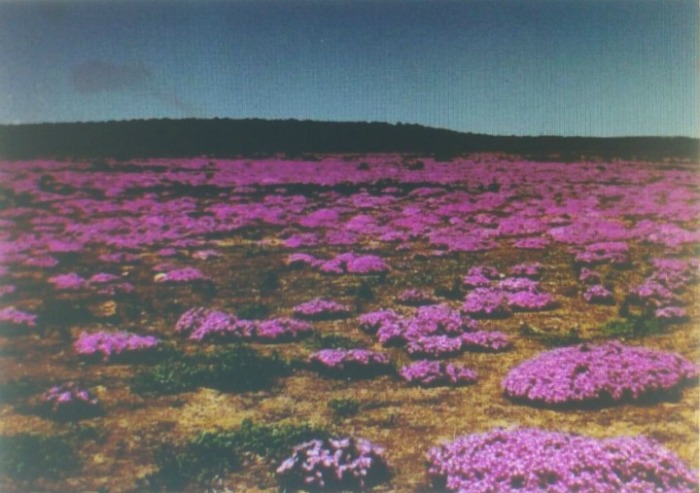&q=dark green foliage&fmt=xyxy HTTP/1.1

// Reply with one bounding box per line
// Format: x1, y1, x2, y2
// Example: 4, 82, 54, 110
259, 270, 280, 294
0, 378, 41, 404
0, 433, 79, 479
601, 315, 664, 339
235, 302, 271, 320
145, 419, 329, 490
132, 345, 288, 395
520, 325, 583, 347
328, 398, 361, 420
303, 333, 362, 351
